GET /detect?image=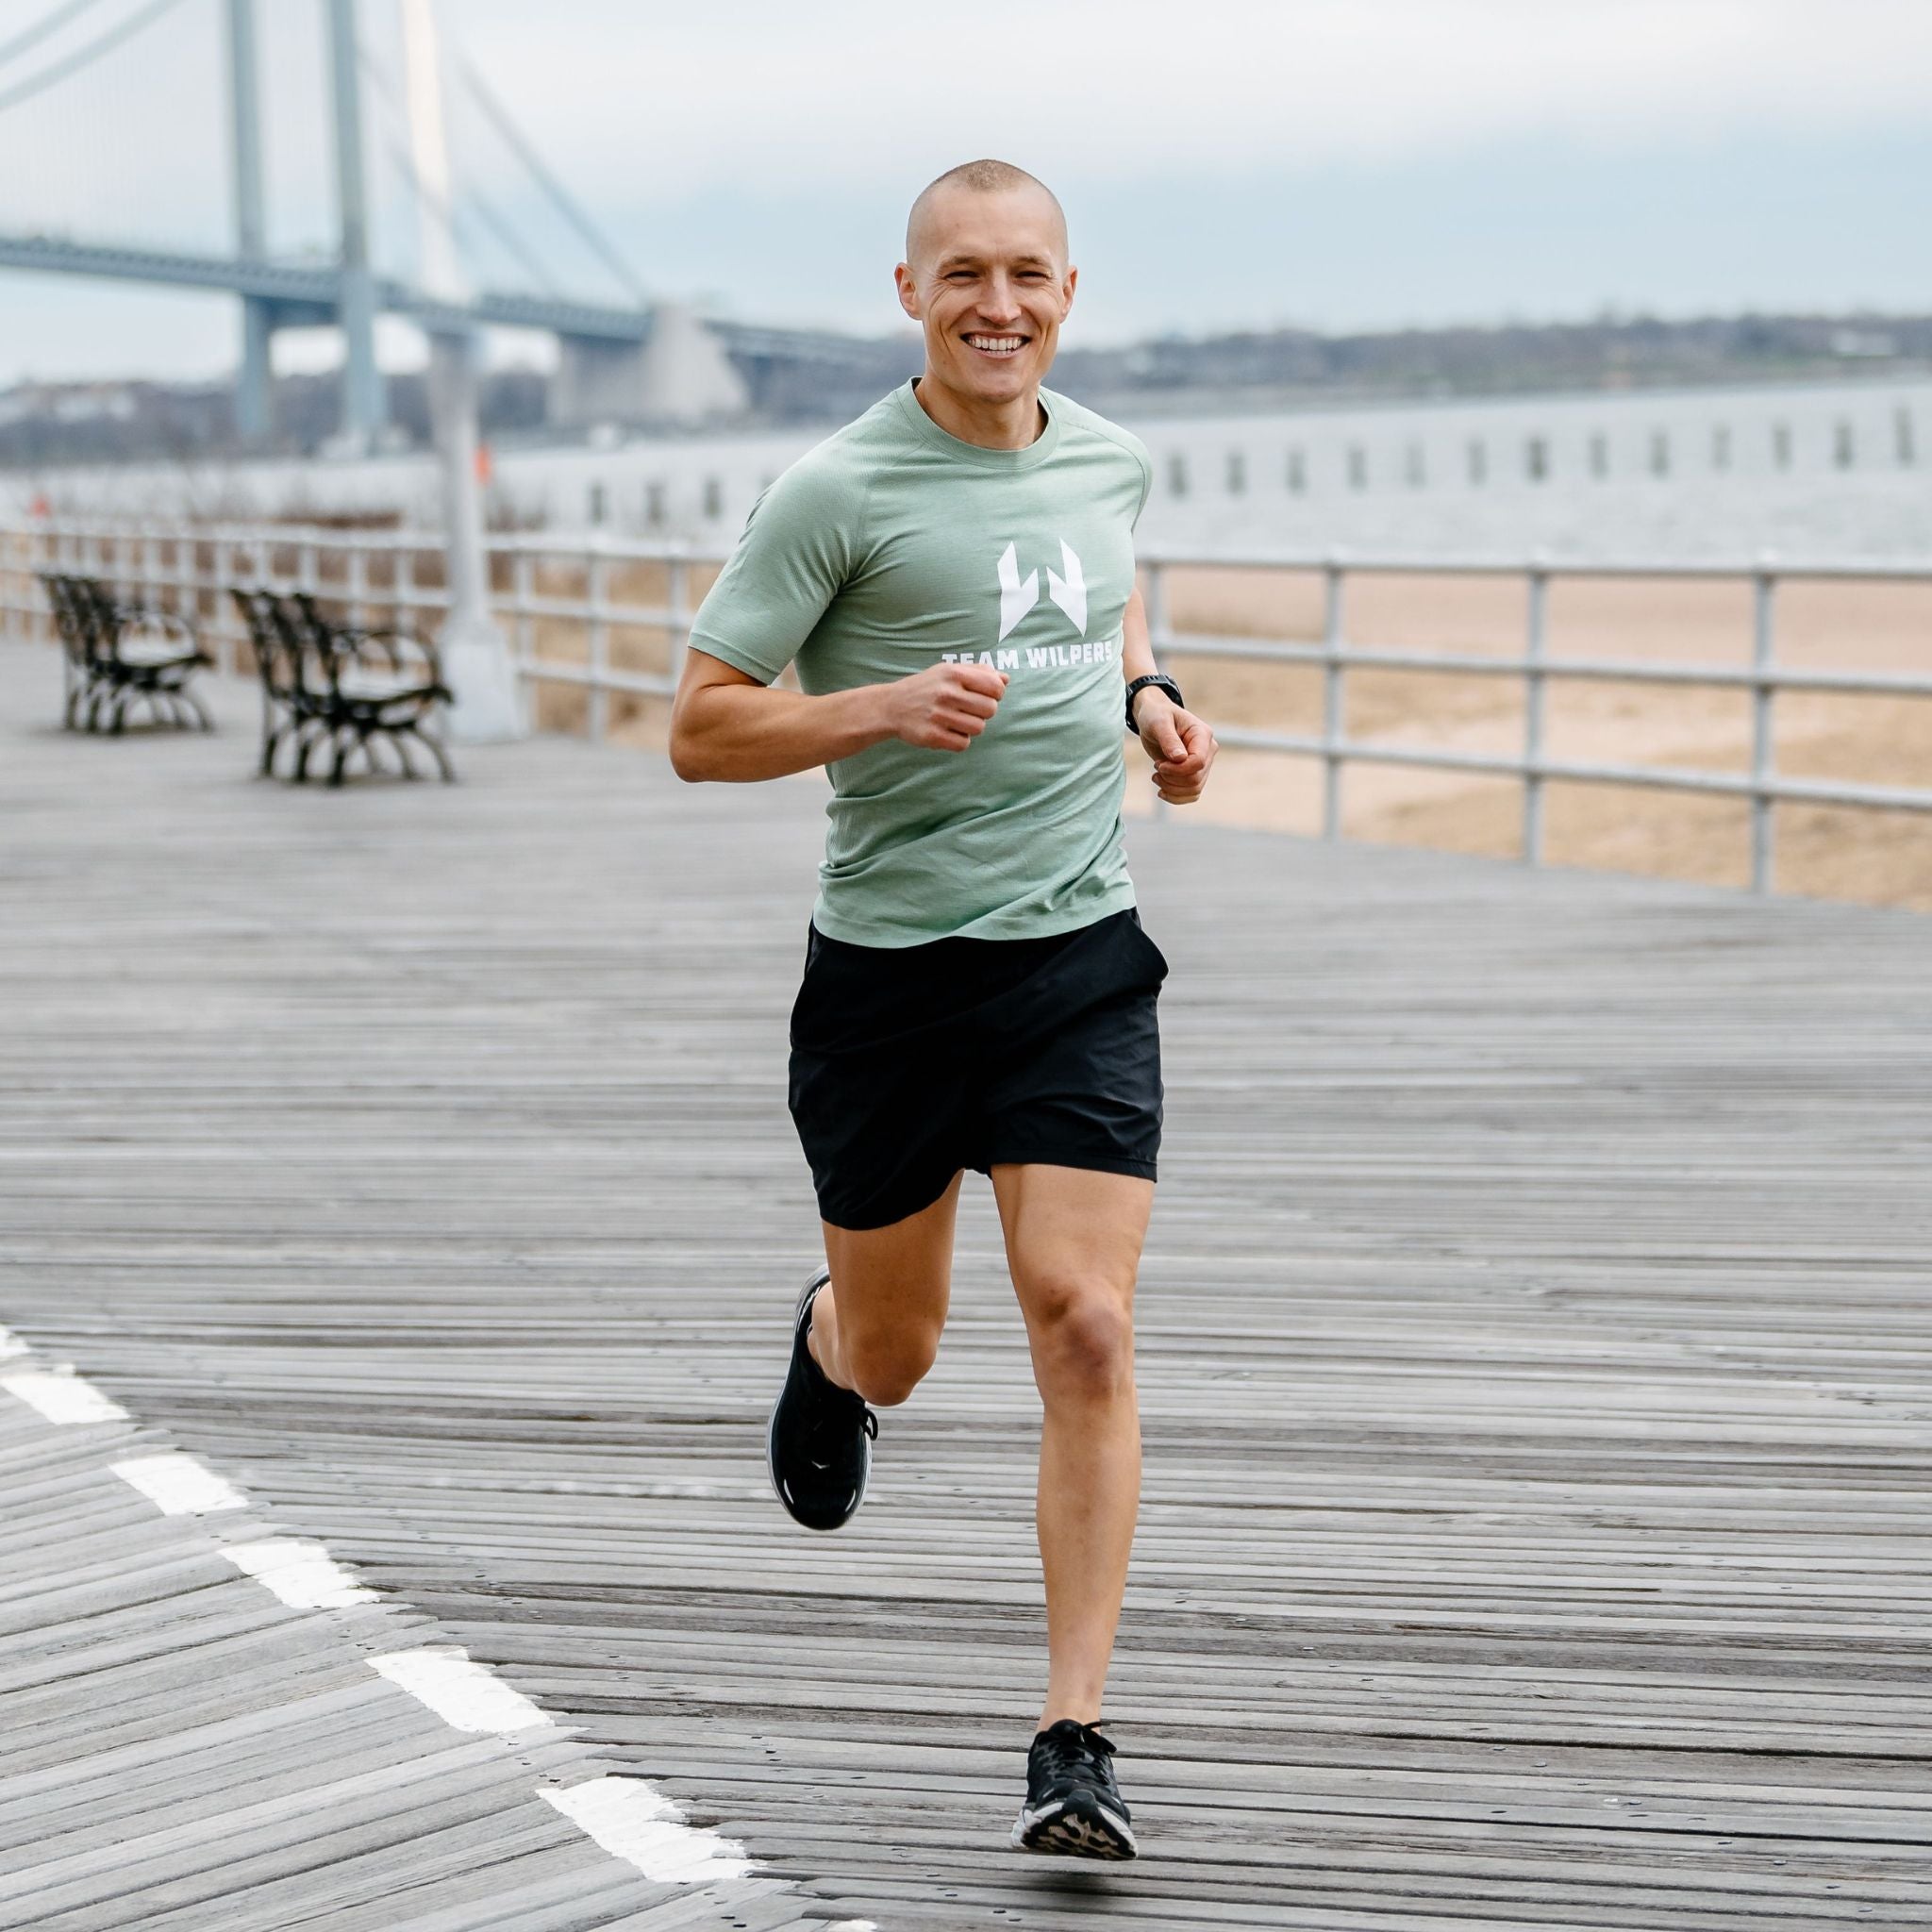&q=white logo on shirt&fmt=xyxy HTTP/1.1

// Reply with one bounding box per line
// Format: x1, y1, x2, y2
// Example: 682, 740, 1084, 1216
995, 540, 1086, 643
1046, 541, 1086, 635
